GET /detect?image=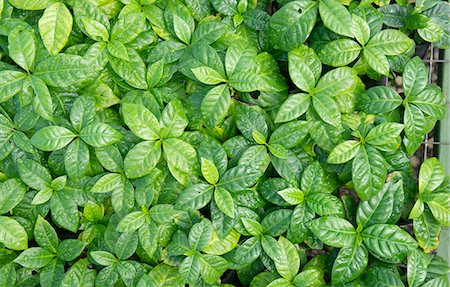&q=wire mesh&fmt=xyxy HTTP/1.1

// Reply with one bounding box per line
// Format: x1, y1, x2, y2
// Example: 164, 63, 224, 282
383, 45, 450, 173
